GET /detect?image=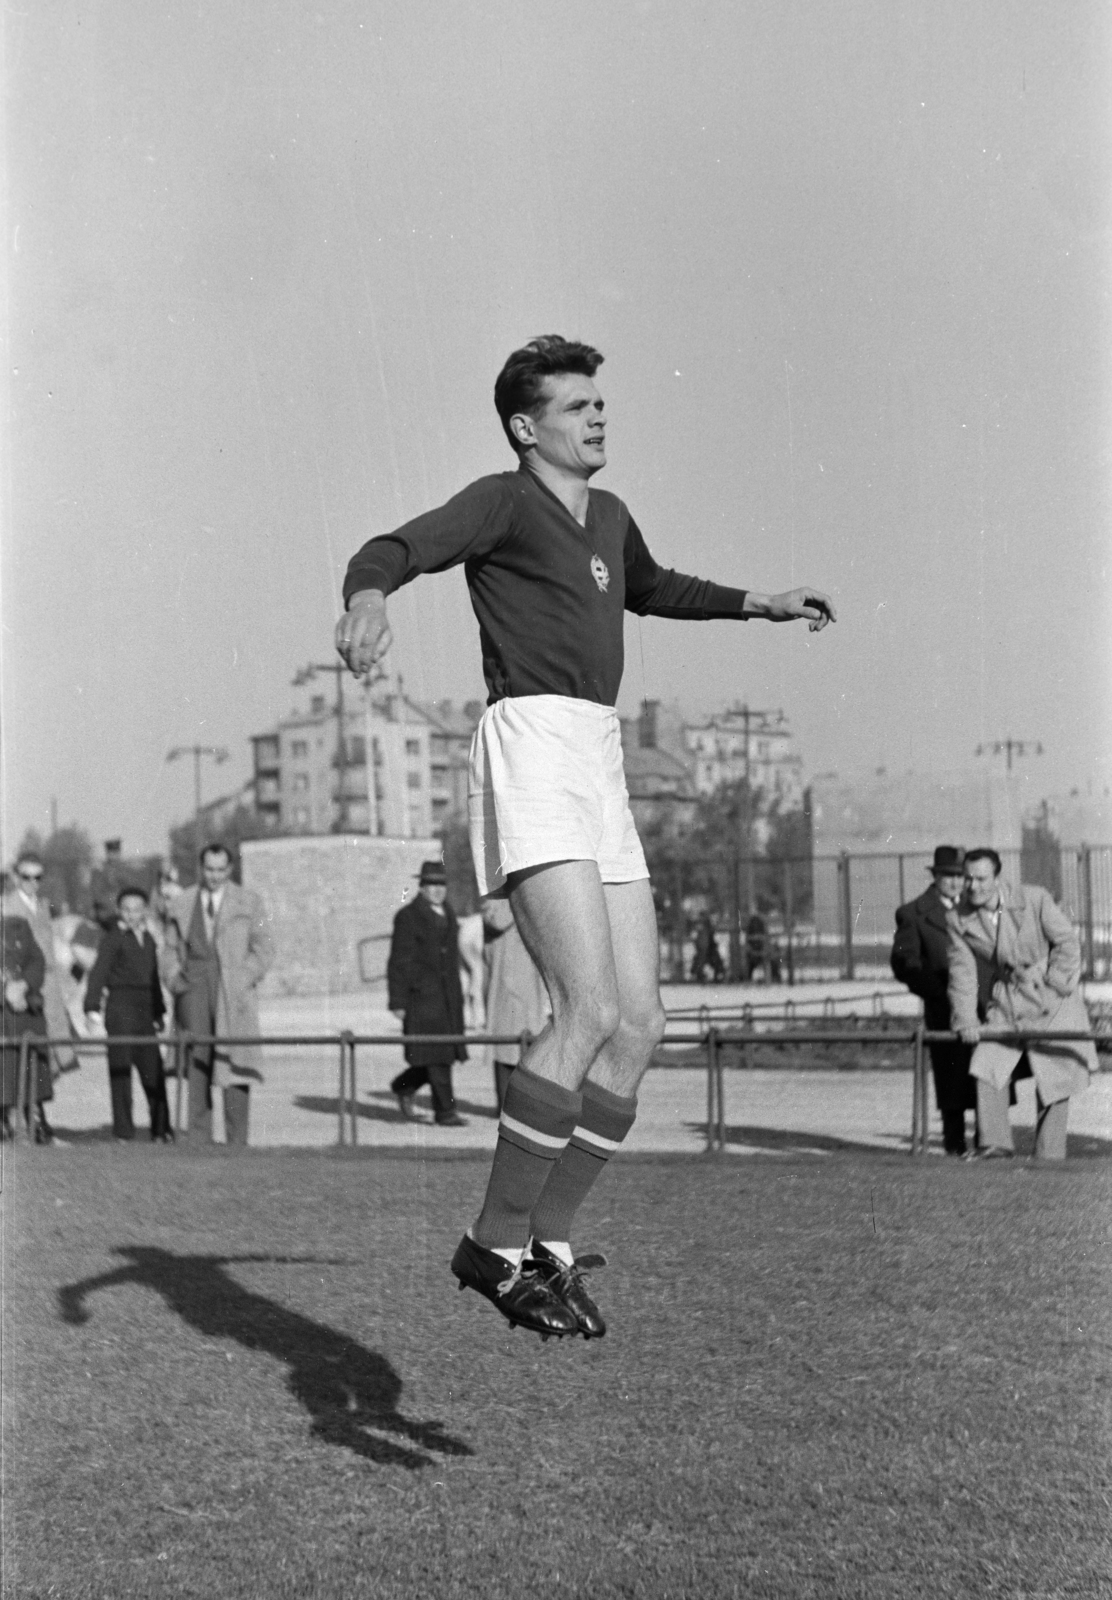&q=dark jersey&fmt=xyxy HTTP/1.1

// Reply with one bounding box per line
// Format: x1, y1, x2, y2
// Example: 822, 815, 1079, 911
342, 466, 749, 705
